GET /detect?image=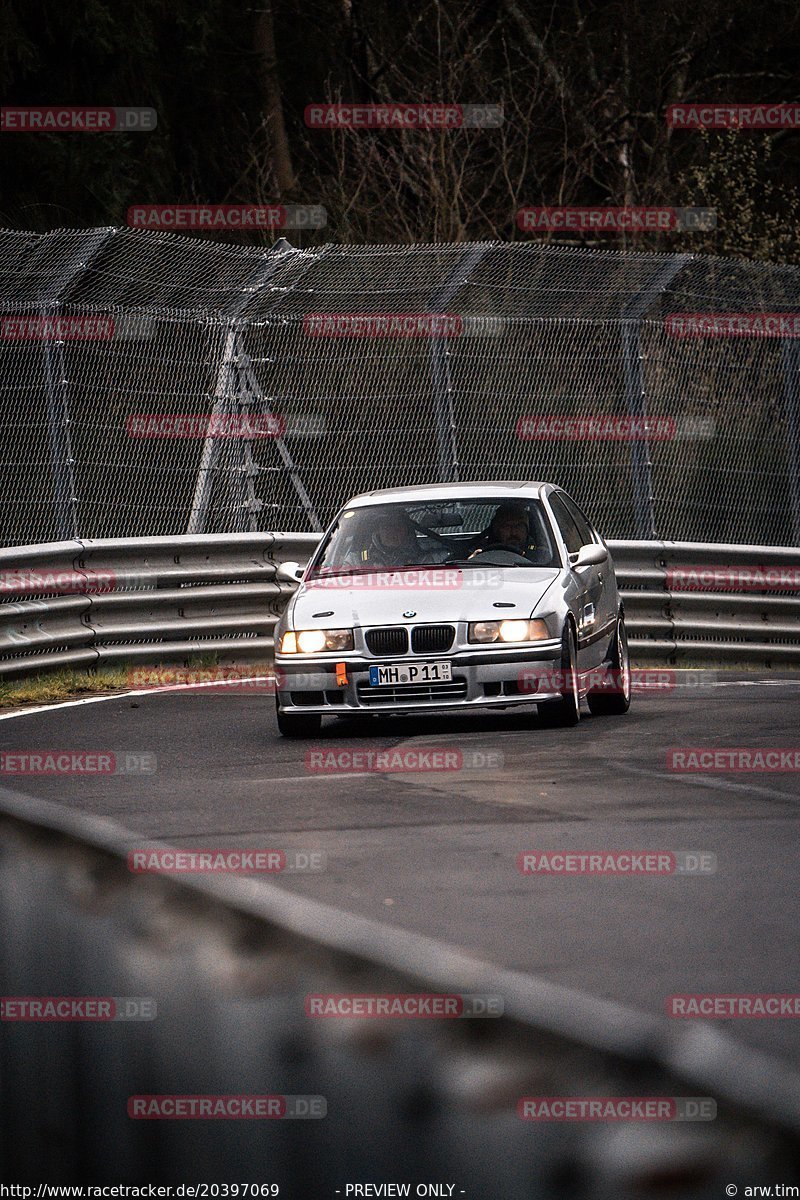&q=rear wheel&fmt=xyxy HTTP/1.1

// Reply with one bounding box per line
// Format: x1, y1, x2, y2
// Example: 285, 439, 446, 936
275, 694, 322, 738
587, 613, 631, 716
538, 622, 580, 727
